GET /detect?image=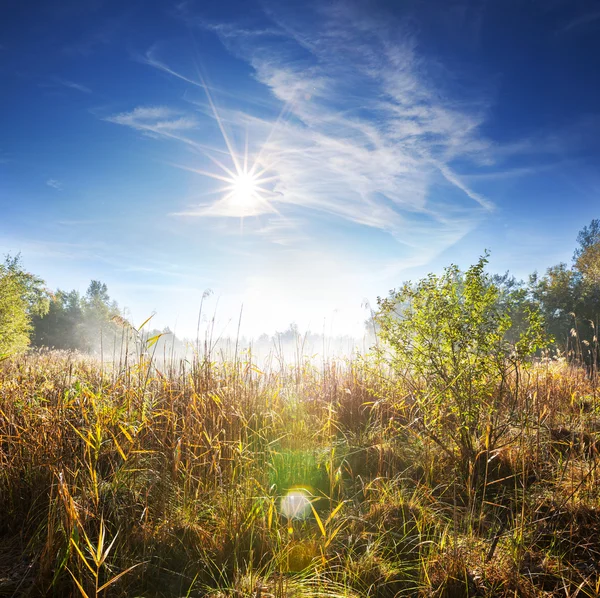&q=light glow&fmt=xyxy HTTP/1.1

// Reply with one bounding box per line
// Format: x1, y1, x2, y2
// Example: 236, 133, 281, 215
231, 171, 259, 205
280, 488, 312, 520
219, 168, 275, 216
176, 72, 283, 219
